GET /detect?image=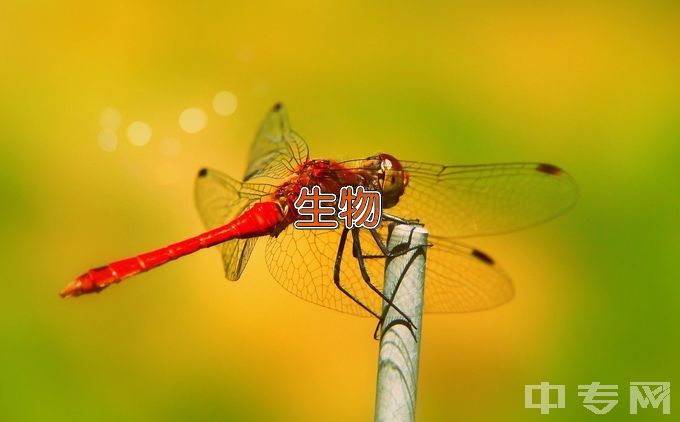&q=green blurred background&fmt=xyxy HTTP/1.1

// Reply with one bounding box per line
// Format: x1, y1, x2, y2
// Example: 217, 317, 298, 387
1, 1, 678, 421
